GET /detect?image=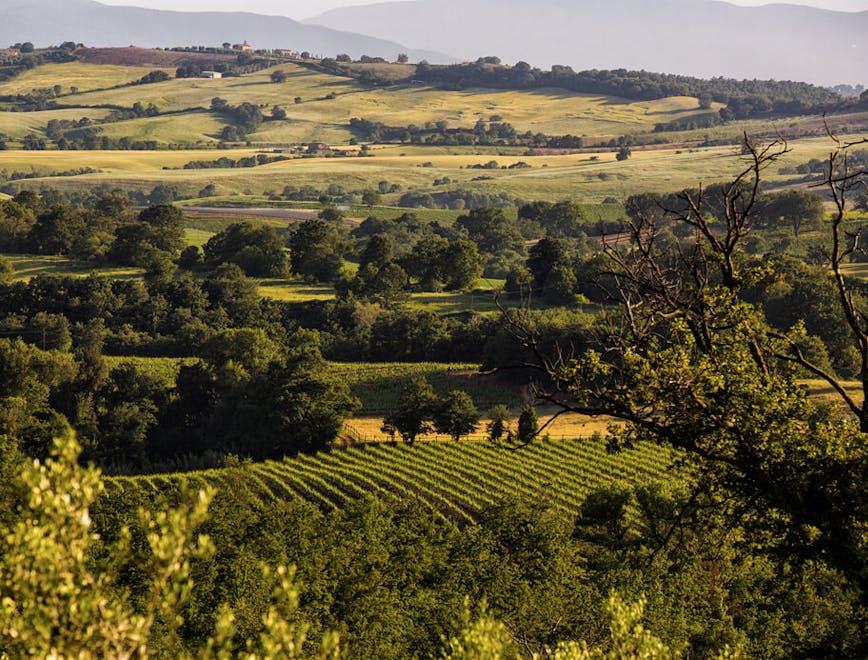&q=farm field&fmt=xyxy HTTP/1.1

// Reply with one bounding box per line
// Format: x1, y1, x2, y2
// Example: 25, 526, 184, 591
57, 62, 722, 140
0, 62, 167, 96
94, 111, 228, 146
107, 436, 676, 522
0, 108, 114, 140
0, 136, 856, 203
